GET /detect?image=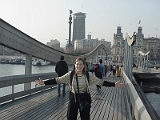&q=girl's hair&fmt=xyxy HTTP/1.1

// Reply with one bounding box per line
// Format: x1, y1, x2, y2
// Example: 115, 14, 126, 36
74, 57, 87, 74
